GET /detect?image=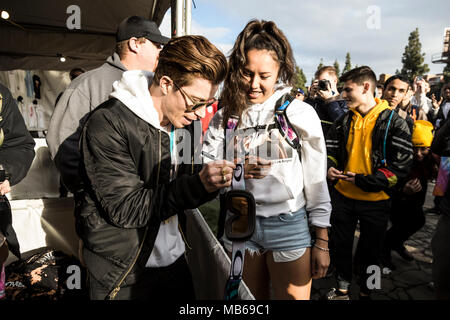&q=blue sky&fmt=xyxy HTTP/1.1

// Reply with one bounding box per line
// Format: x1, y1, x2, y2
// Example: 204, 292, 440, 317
160, 0, 450, 84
